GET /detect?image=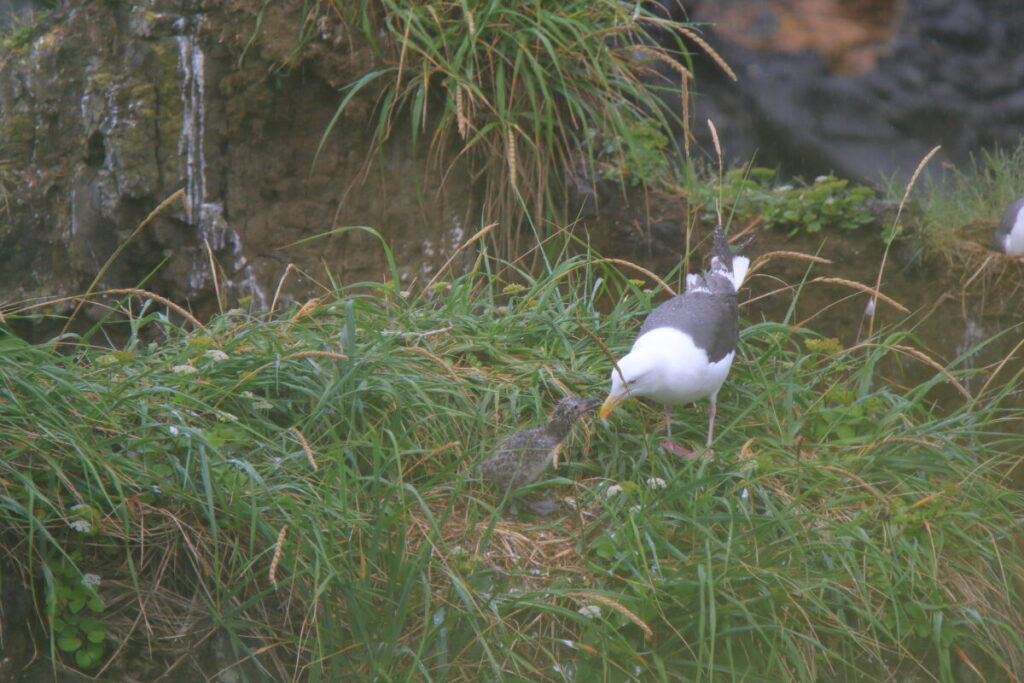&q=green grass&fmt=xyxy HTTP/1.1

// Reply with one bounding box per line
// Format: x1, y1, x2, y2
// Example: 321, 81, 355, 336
304, 0, 717, 252
898, 141, 1024, 260
1, 238, 1022, 680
